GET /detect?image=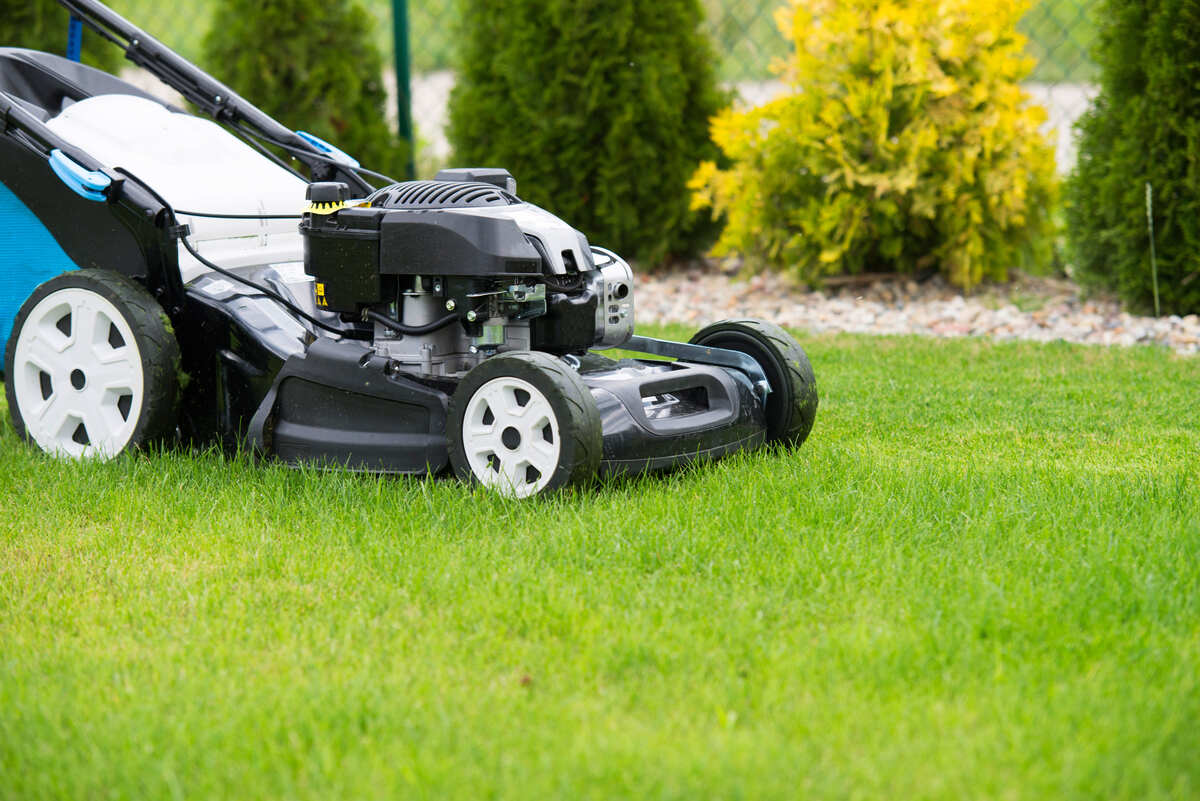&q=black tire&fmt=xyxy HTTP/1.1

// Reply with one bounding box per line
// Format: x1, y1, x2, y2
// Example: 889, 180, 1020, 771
447, 351, 602, 497
689, 319, 818, 447
4, 269, 180, 458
